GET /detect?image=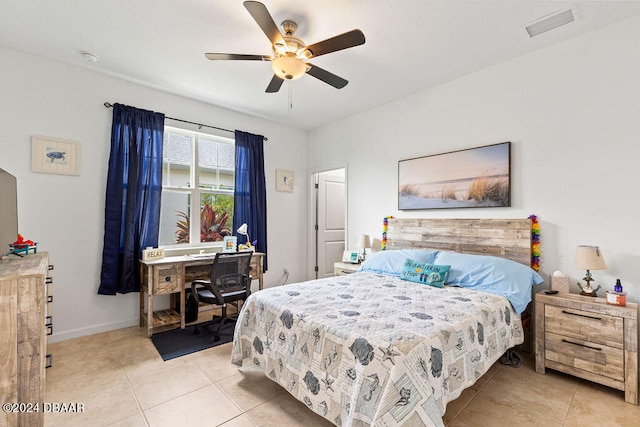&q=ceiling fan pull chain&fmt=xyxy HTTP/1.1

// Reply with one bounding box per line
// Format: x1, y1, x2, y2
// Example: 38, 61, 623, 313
288, 80, 293, 111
